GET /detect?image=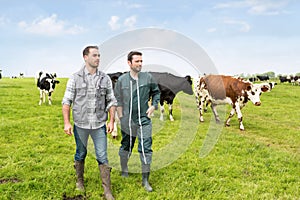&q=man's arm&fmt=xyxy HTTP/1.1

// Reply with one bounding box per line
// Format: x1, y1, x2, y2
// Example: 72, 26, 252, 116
62, 76, 75, 136
62, 104, 72, 136
106, 106, 116, 133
